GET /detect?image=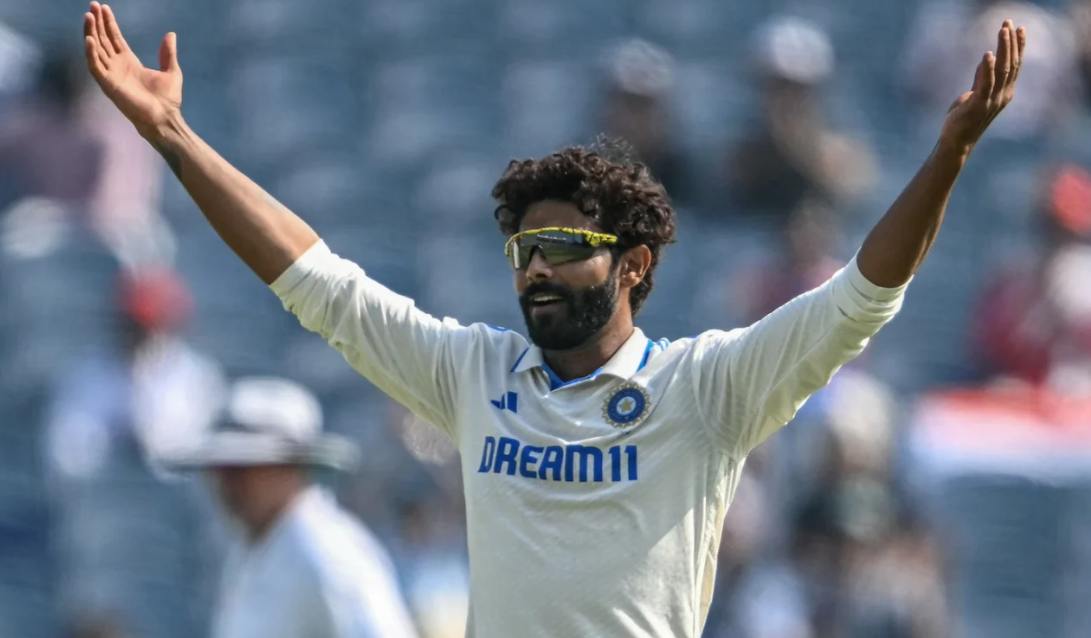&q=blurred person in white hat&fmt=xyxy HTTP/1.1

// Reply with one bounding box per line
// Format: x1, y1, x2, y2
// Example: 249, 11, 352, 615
726, 16, 875, 220
168, 376, 419, 638
599, 38, 688, 203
